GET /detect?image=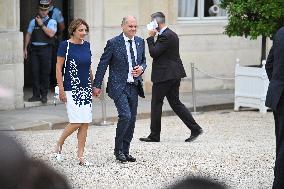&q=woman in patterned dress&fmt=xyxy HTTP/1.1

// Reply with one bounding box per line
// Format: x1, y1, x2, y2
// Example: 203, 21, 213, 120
54, 18, 93, 166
